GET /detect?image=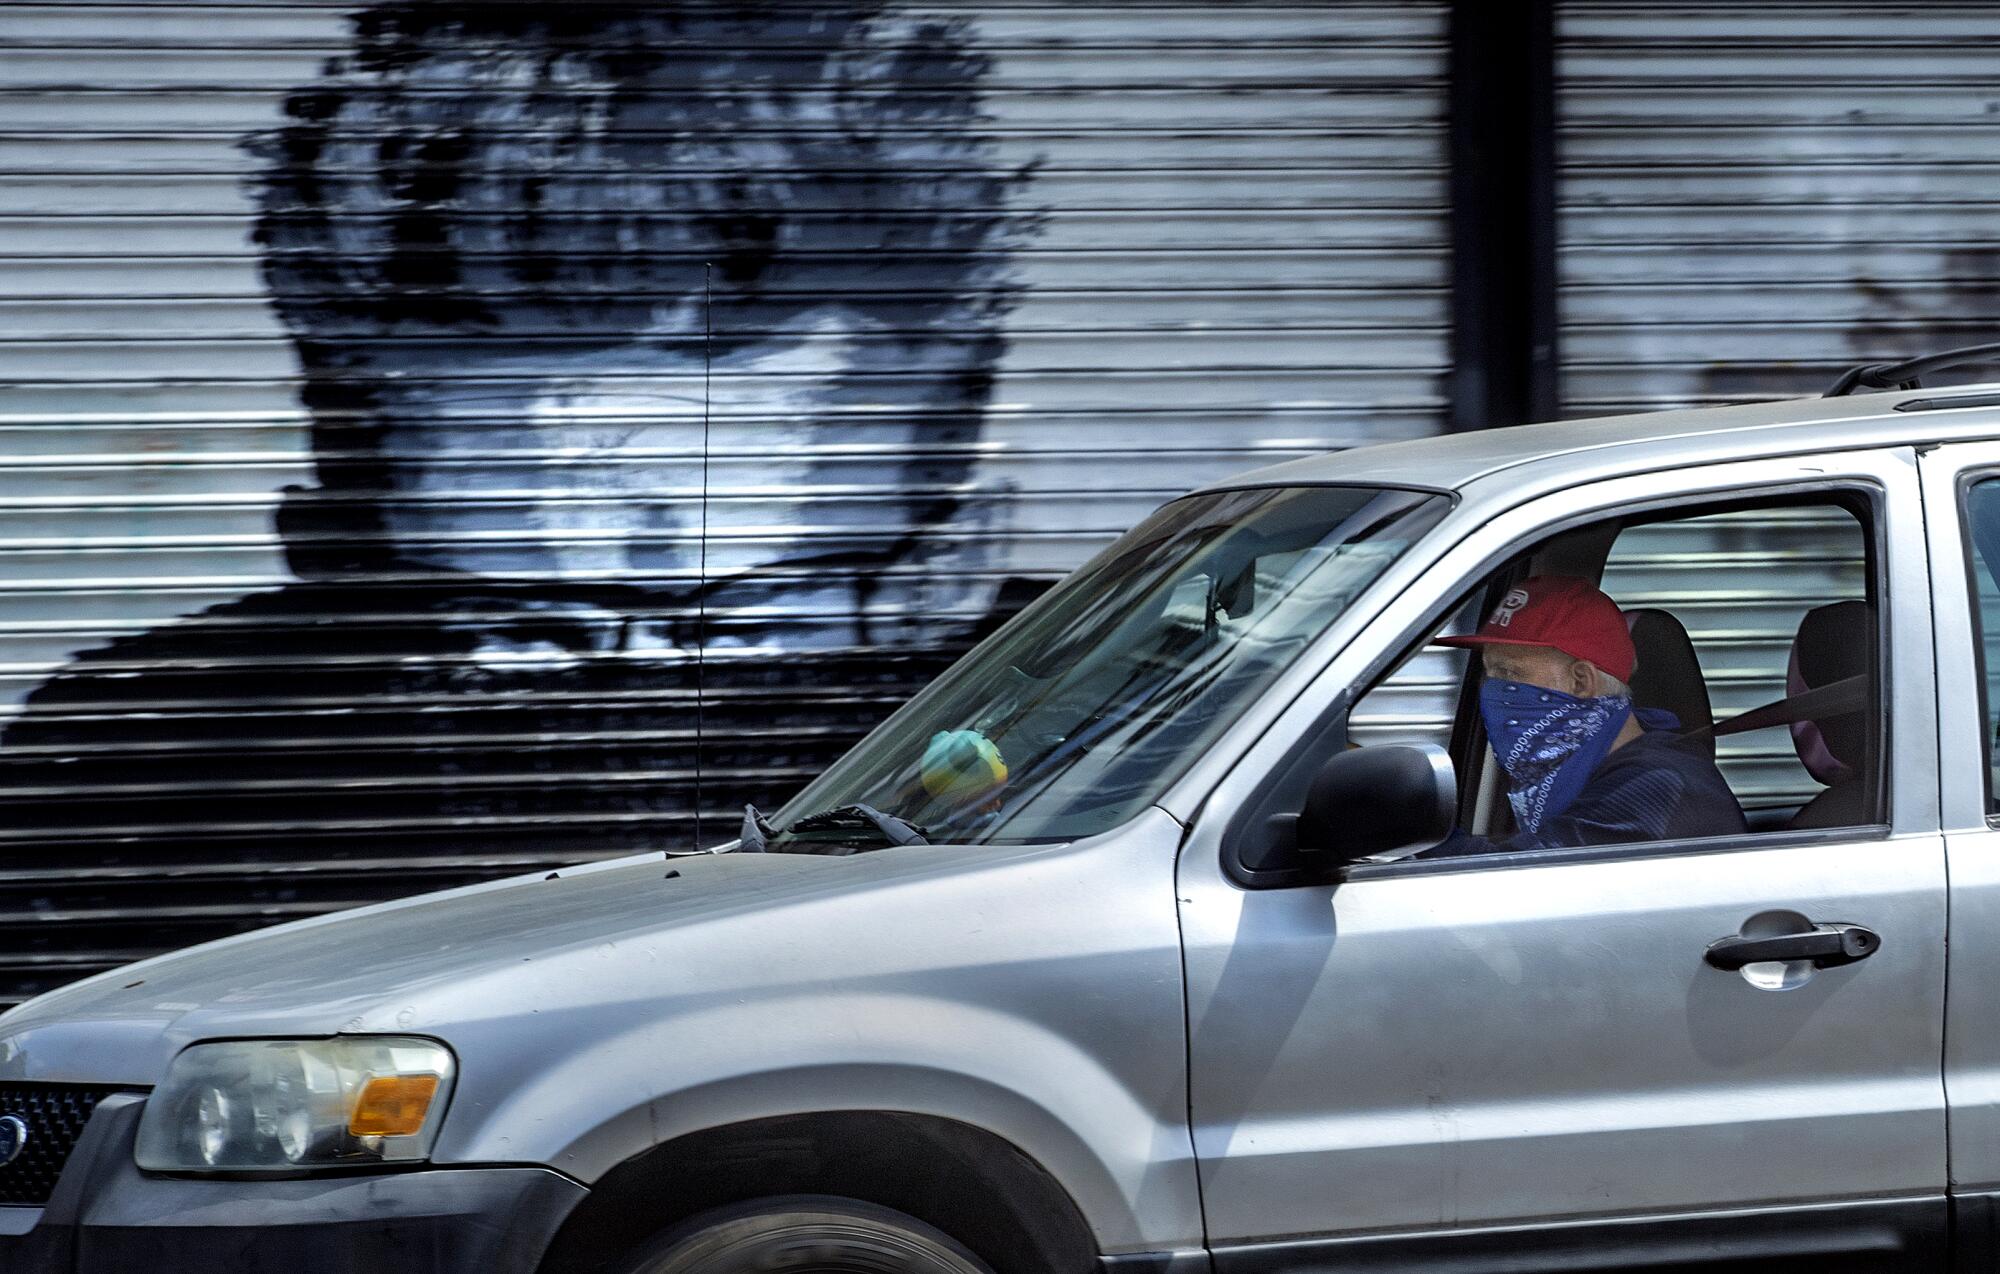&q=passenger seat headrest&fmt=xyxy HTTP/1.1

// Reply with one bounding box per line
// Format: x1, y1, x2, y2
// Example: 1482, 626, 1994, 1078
1790, 600, 1871, 783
